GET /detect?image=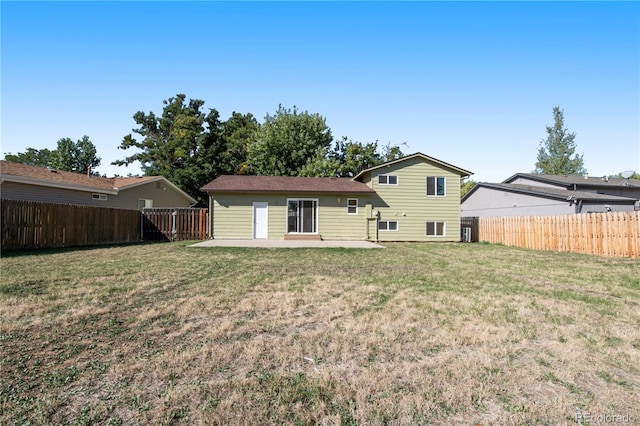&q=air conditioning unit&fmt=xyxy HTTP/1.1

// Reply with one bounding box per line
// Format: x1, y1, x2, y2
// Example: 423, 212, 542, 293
461, 227, 472, 243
